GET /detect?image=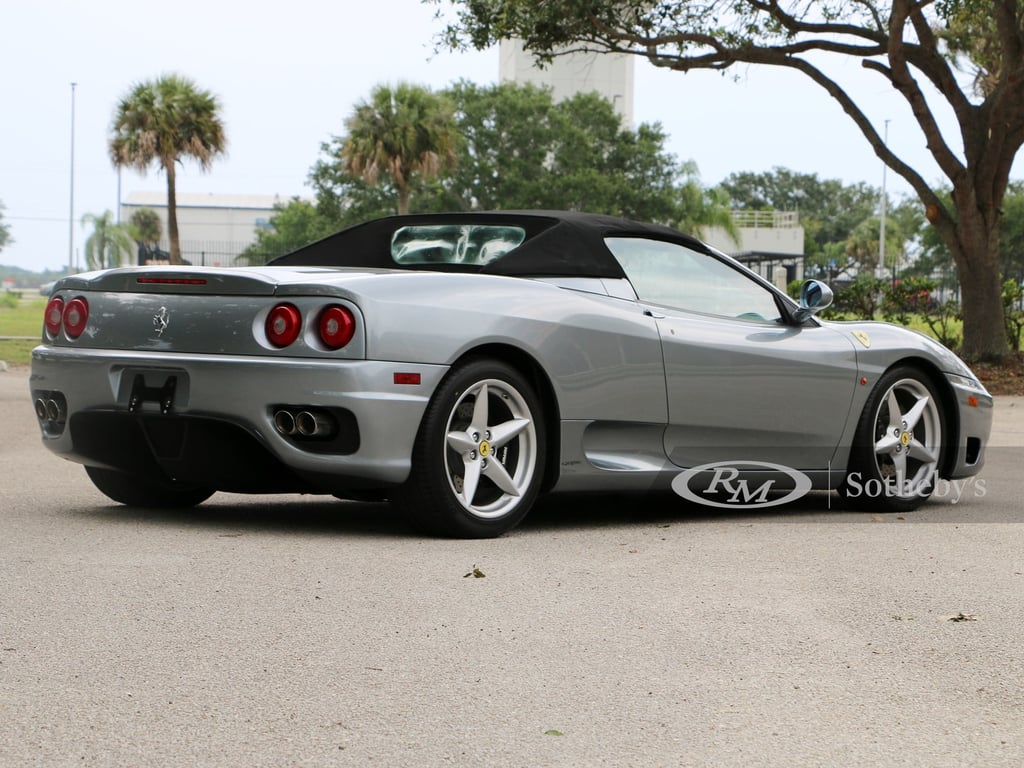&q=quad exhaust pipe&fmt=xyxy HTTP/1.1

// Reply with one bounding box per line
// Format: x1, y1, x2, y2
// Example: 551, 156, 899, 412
34, 396, 66, 423
273, 407, 336, 439
32, 391, 68, 437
